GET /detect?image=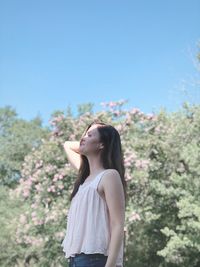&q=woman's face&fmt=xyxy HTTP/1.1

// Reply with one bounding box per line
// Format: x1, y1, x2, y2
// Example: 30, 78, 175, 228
79, 124, 103, 156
